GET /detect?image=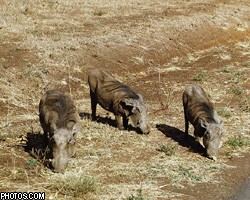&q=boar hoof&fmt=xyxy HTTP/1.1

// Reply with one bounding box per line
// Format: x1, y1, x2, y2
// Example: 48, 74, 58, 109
118, 126, 125, 130
207, 155, 217, 161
